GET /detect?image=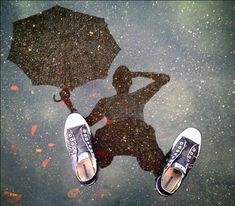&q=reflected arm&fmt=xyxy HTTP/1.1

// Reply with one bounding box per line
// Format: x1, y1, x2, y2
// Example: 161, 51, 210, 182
132, 71, 169, 81
131, 71, 170, 103
85, 98, 106, 127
